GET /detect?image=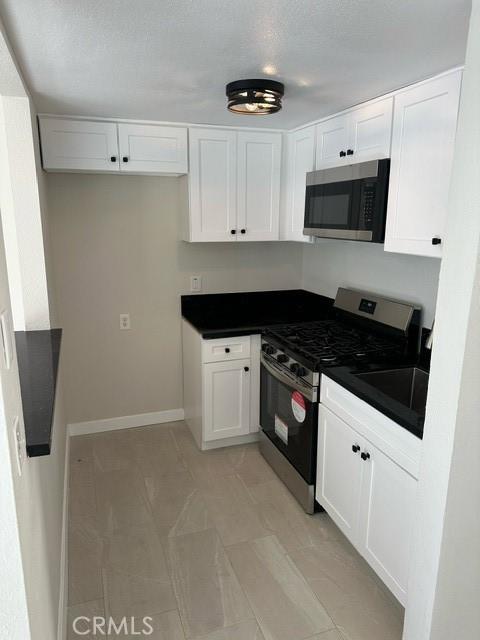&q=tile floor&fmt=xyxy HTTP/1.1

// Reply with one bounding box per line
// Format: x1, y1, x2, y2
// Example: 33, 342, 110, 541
67, 421, 404, 640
